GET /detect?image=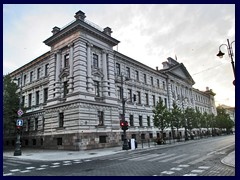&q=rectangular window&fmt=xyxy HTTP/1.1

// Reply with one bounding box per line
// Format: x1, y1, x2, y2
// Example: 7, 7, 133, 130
139, 115, 143, 127
137, 91, 141, 104
24, 75, 27, 85
44, 88, 48, 103
45, 64, 49, 76
63, 81, 68, 98
157, 79, 160, 88
151, 77, 153, 85
22, 96, 25, 107
99, 136, 107, 143
59, 112, 64, 127
94, 81, 100, 97
64, 54, 69, 67
57, 138, 62, 145
117, 86, 122, 100
37, 68, 41, 79
36, 91, 39, 106
18, 78, 21, 86
35, 118, 38, 131
93, 54, 98, 68
32, 139, 36, 146
98, 111, 104, 126
30, 71, 33, 82
147, 116, 150, 127
116, 63, 120, 75
152, 95, 156, 106
129, 115, 134, 126
158, 96, 162, 104
126, 67, 130, 78
127, 89, 132, 102
144, 74, 147, 84
135, 70, 139, 81
42, 116, 45, 131
145, 93, 149, 105
164, 98, 167, 107
28, 93, 32, 107
163, 81, 166, 90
